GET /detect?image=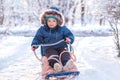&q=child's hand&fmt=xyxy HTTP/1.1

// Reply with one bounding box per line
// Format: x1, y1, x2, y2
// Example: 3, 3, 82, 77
65, 37, 71, 43
31, 45, 39, 51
